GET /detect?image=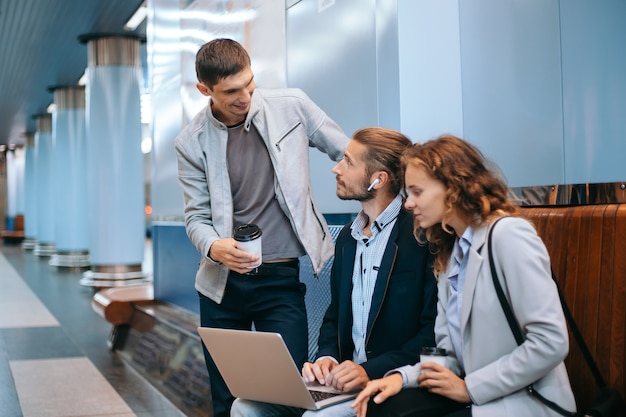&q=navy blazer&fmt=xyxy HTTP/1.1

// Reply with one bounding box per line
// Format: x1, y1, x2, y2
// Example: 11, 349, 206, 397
315, 209, 437, 379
